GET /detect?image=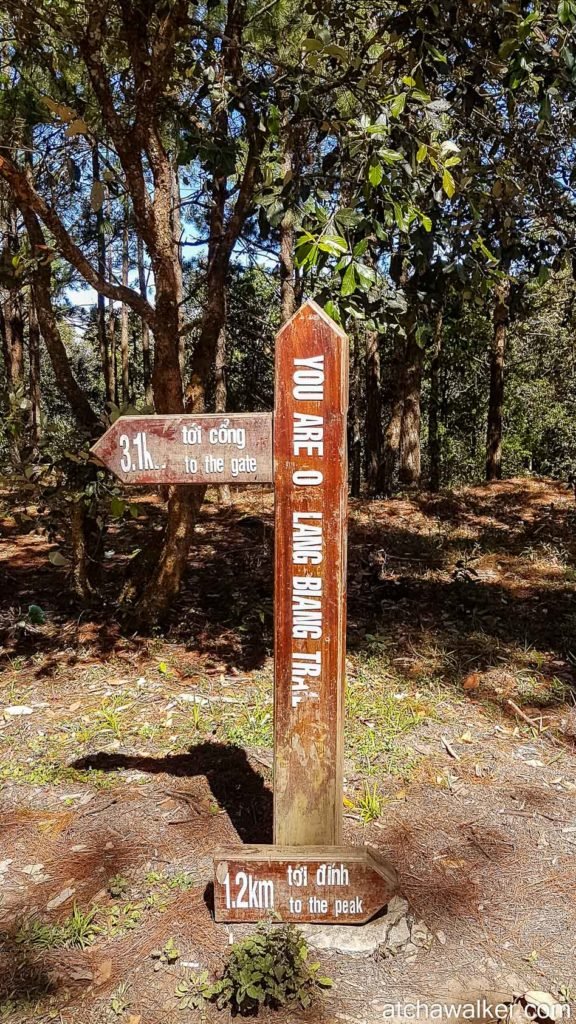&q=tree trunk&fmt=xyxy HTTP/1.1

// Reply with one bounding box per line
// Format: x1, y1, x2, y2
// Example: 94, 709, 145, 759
108, 295, 118, 405
137, 236, 153, 406
70, 499, 104, 601
28, 291, 41, 448
215, 321, 232, 505
486, 276, 510, 482
22, 209, 98, 431
365, 329, 382, 495
350, 327, 362, 498
92, 147, 112, 404
120, 221, 130, 404
428, 306, 444, 492
171, 164, 185, 373
380, 335, 405, 495
399, 326, 424, 488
